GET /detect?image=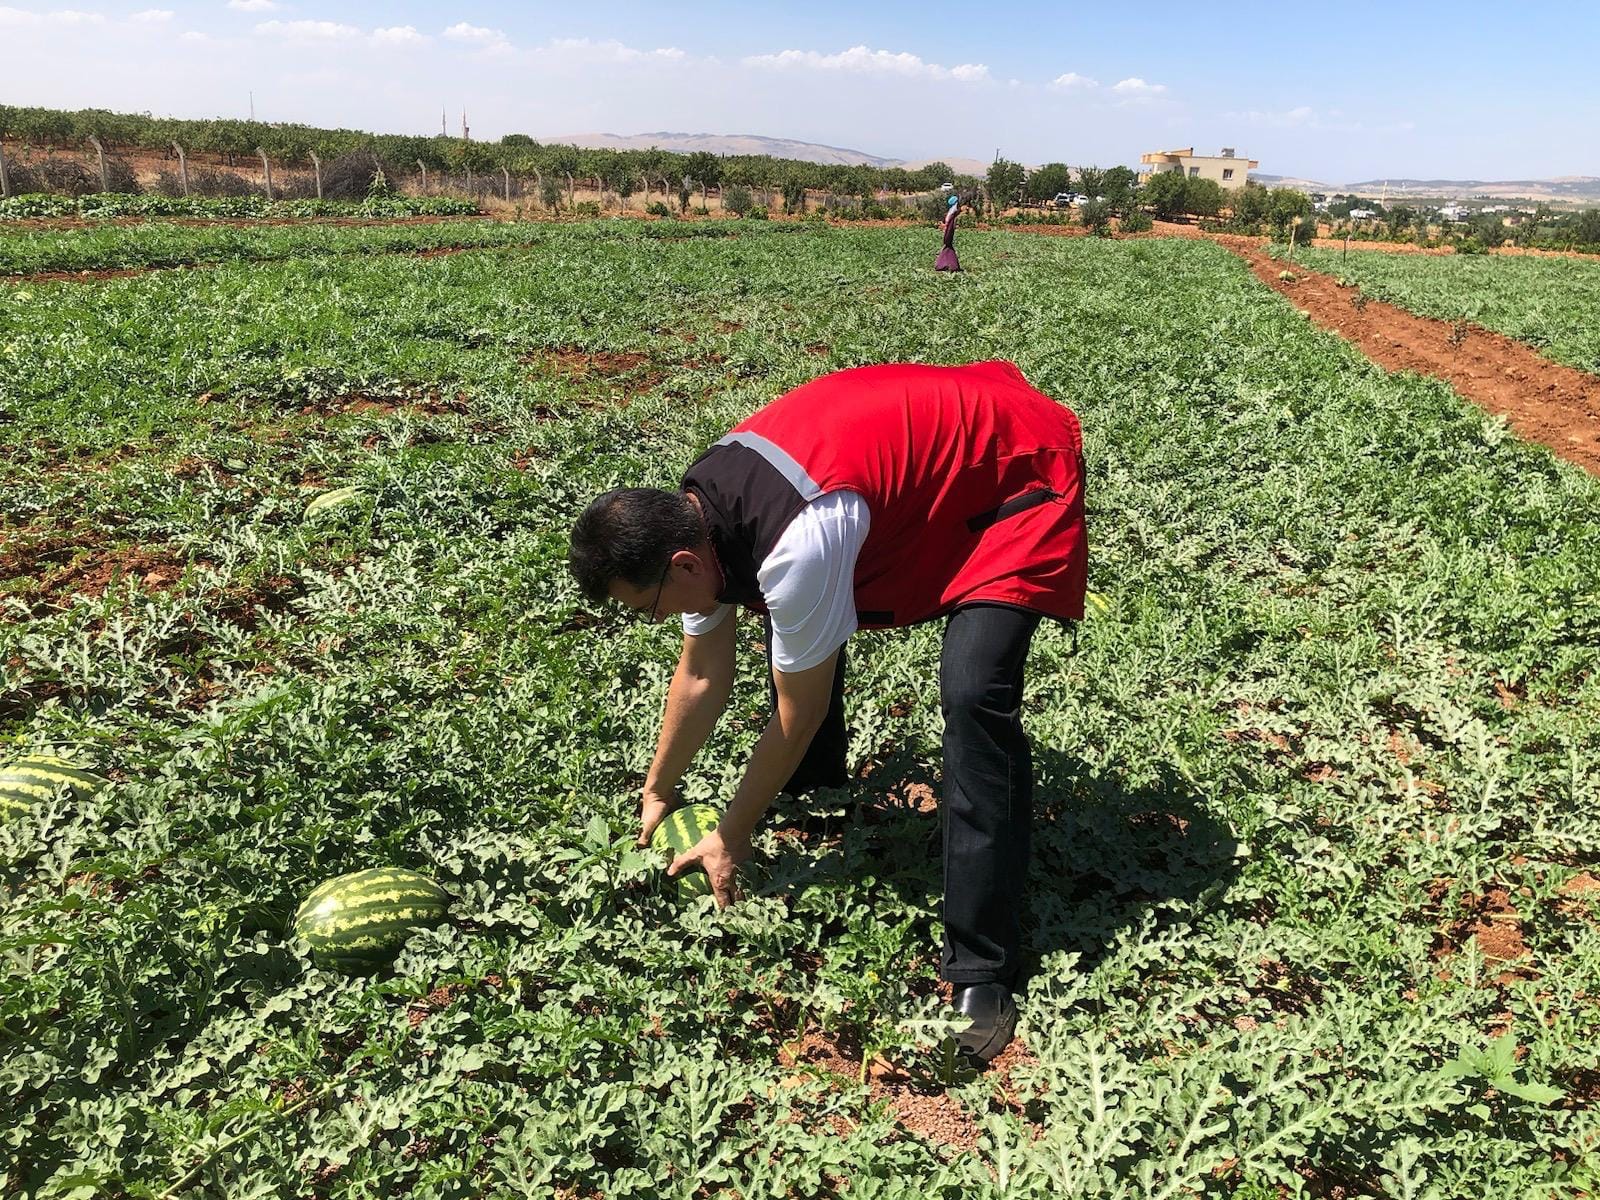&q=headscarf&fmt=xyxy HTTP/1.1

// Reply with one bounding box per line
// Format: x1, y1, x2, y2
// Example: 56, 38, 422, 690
947, 194, 959, 208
